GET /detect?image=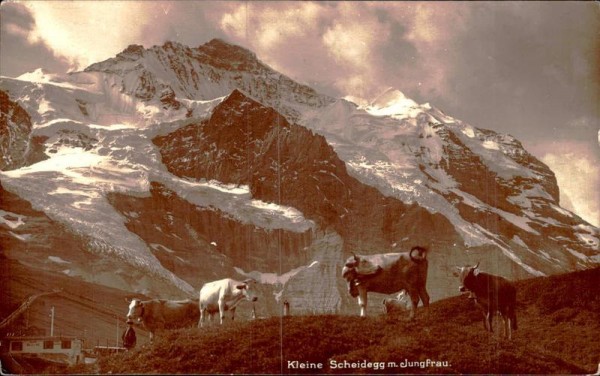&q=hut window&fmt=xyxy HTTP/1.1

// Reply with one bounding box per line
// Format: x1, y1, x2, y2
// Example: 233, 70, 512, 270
61, 340, 71, 349
44, 340, 54, 349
